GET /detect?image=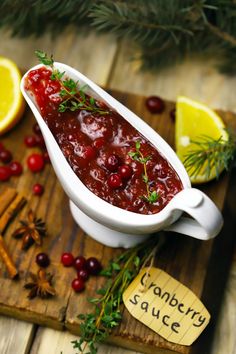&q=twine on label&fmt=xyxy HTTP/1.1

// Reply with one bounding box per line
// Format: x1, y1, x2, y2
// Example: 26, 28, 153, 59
139, 233, 165, 292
